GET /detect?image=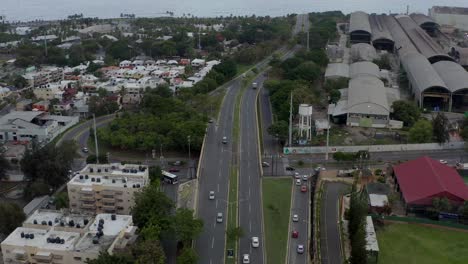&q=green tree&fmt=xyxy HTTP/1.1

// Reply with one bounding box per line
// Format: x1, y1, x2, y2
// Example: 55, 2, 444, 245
0, 202, 26, 235
86, 252, 132, 264
459, 201, 468, 219
24, 181, 51, 199
54, 192, 69, 210
132, 186, 174, 228
267, 120, 289, 143
0, 152, 11, 180
290, 61, 321, 82
177, 248, 198, 264
348, 182, 367, 264
409, 119, 433, 143
226, 226, 244, 243
432, 112, 450, 144
391, 100, 421, 127
12, 74, 29, 89
432, 197, 452, 212
372, 55, 391, 70
132, 239, 166, 264
174, 208, 204, 243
